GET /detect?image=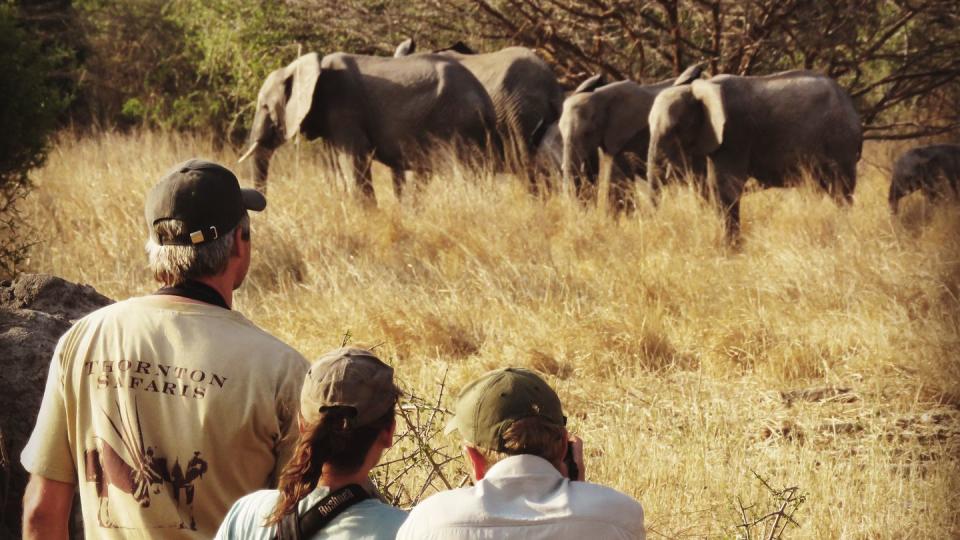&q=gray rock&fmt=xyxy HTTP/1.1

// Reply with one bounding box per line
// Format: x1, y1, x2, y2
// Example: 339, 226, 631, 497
0, 274, 113, 538
0, 273, 112, 320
